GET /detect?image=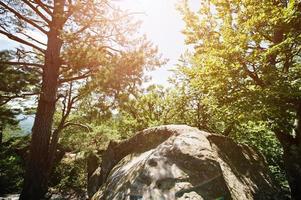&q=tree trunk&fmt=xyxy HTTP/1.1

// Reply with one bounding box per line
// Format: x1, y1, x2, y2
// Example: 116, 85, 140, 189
282, 145, 301, 200
20, 1, 65, 199
0, 127, 2, 145
286, 102, 301, 200
276, 100, 301, 200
